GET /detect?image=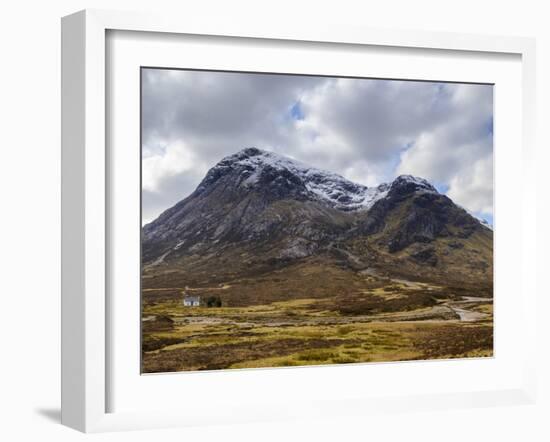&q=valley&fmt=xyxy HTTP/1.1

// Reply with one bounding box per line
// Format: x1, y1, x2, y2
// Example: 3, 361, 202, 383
142, 262, 493, 373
